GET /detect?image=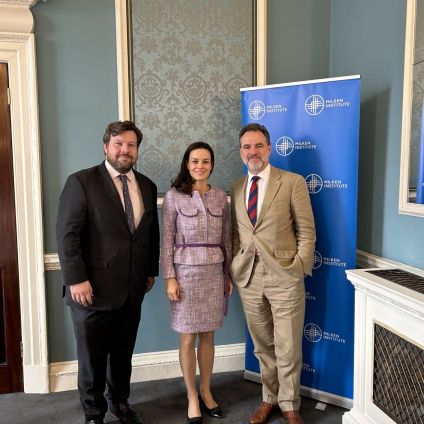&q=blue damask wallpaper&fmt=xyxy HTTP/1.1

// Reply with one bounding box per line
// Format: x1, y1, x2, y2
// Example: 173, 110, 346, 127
131, 0, 253, 193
